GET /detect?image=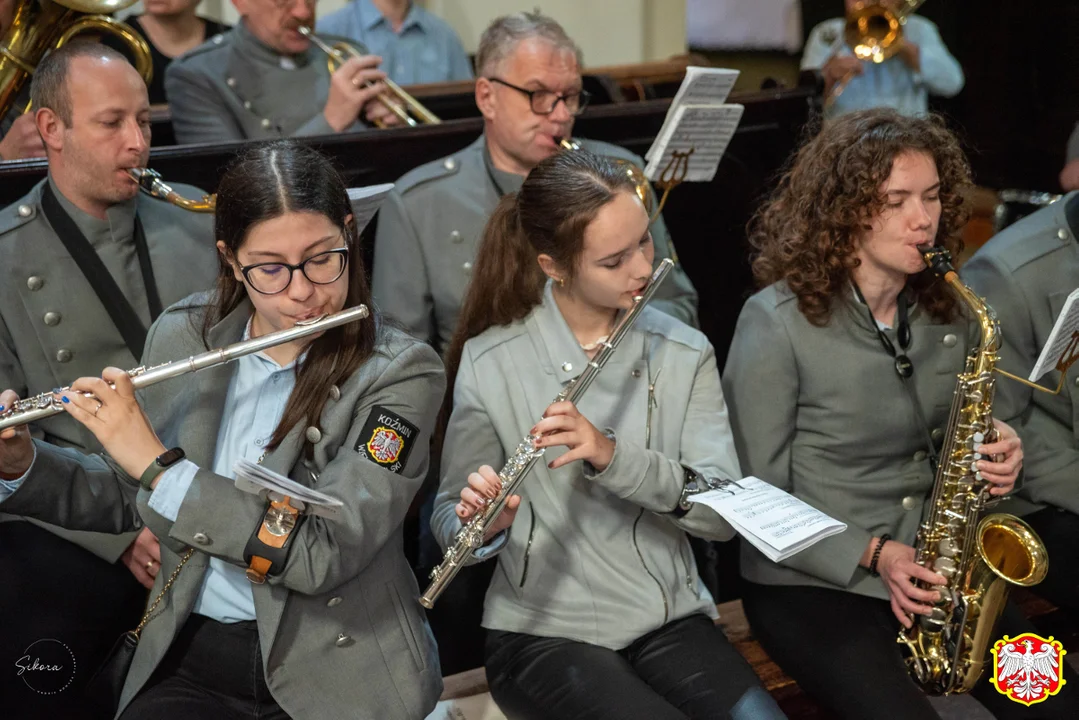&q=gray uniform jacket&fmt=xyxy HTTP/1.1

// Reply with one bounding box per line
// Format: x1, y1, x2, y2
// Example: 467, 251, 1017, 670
372, 134, 700, 353
0, 177, 216, 561
165, 22, 364, 145
962, 193, 1079, 516
723, 282, 974, 600
0, 296, 445, 719
431, 282, 738, 650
